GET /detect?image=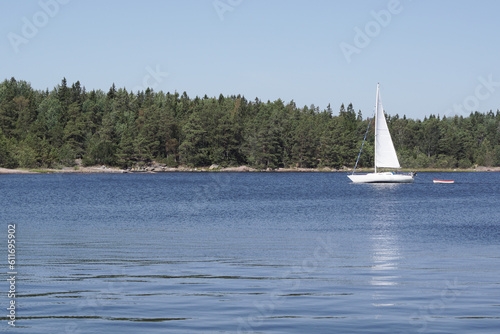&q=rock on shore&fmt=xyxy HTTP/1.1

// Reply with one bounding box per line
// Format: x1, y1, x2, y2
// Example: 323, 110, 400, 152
220, 166, 256, 172
0, 168, 37, 174
0, 166, 126, 174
